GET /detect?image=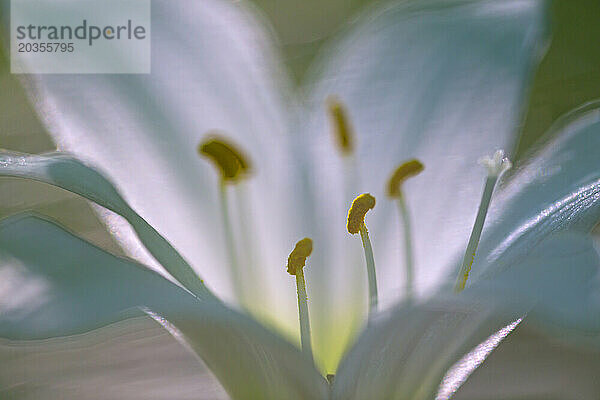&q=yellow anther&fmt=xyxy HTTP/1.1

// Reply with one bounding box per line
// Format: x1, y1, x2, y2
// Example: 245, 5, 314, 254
198, 133, 252, 182
286, 238, 313, 276
386, 159, 424, 198
347, 193, 376, 234
327, 96, 354, 156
